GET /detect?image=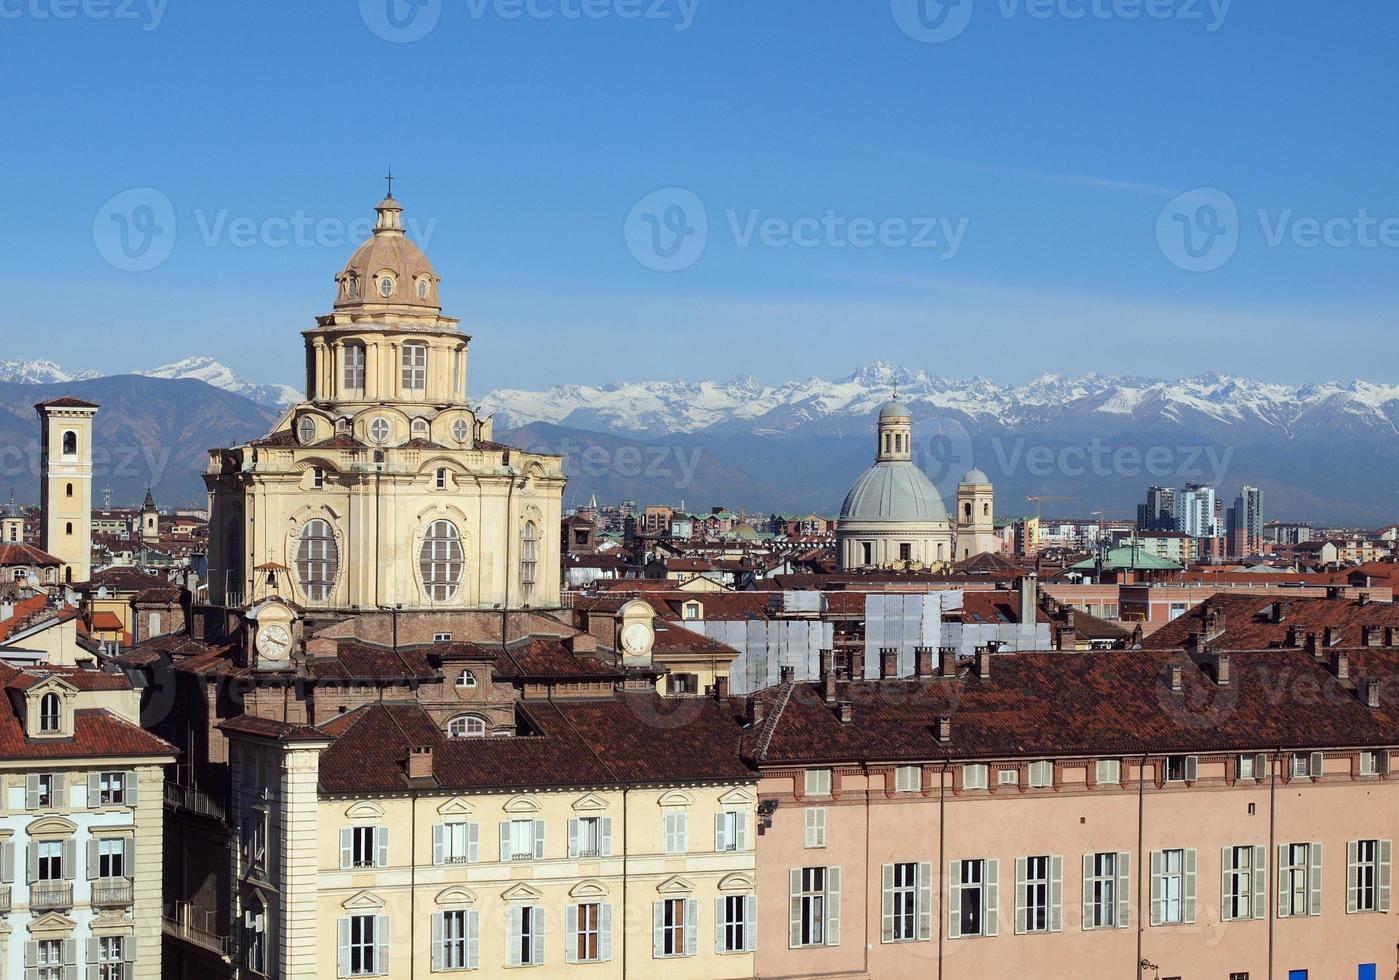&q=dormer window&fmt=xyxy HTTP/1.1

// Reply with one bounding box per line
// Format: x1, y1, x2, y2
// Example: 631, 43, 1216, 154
345, 276, 360, 300
455, 669, 476, 689
39, 692, 61, 733
683, 601, 702, 621
416, 277, 430, 300
378, 275, 395, 298
412, 418, 430, 440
